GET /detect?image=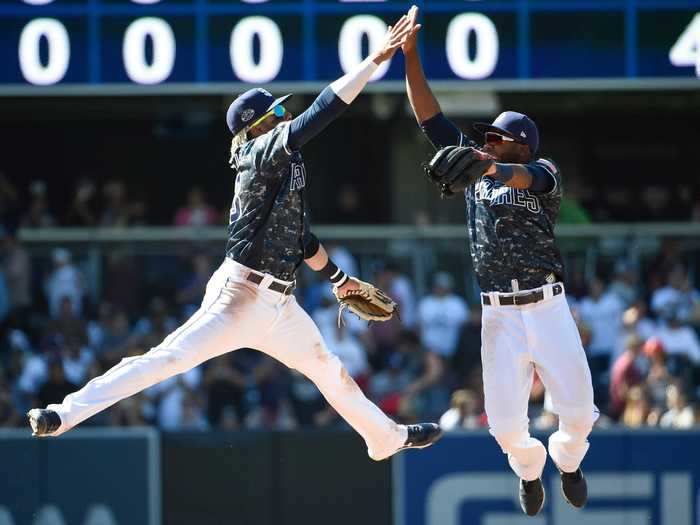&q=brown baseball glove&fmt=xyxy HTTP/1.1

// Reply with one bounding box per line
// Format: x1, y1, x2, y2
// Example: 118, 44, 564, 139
333, 277, 399, 323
